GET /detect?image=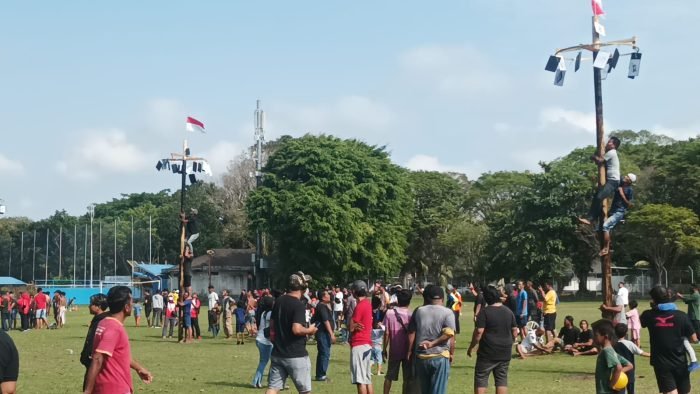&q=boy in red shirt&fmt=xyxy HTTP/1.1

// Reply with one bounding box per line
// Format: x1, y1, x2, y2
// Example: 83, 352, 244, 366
83, 286, 152, 394
349, 280, 373, 394
33, 288, 50, 329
